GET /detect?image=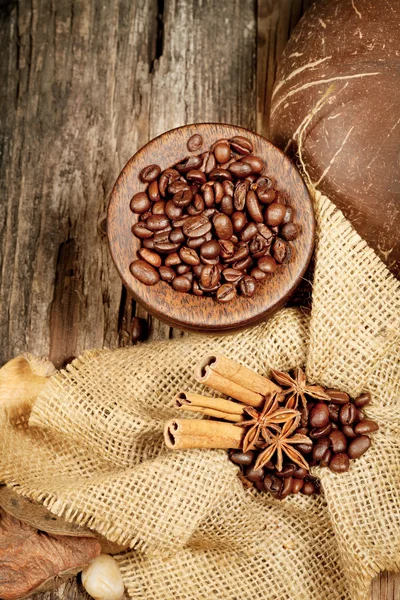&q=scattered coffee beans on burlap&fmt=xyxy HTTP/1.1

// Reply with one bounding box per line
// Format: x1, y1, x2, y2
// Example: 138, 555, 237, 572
129, 134, 299, 301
